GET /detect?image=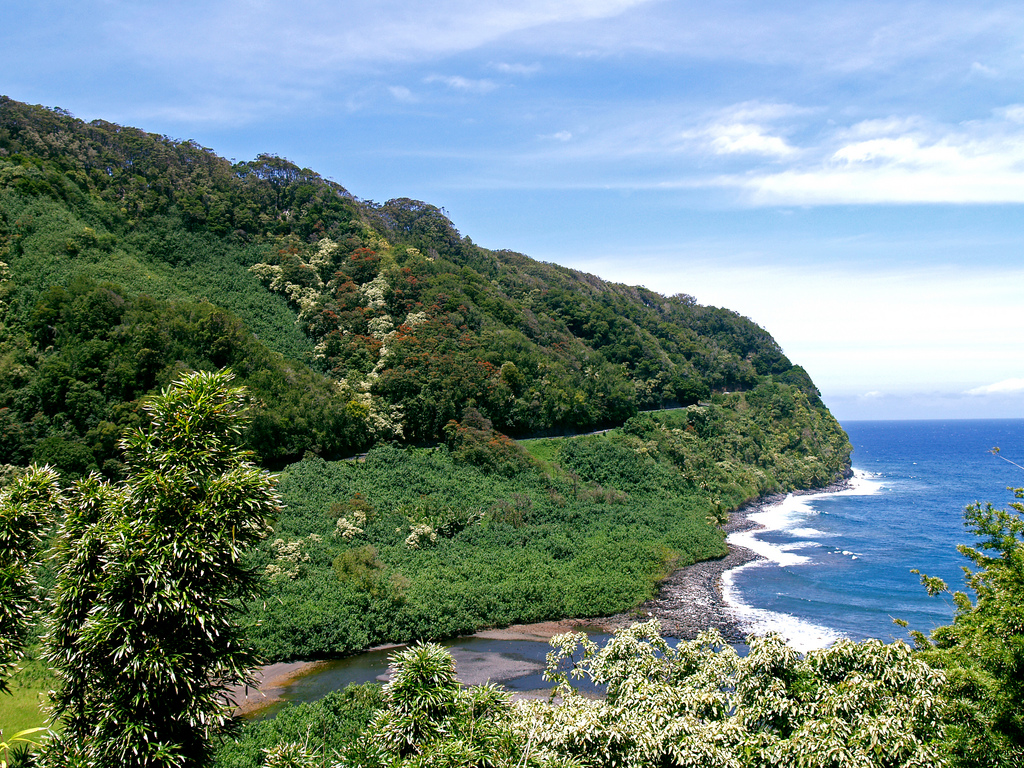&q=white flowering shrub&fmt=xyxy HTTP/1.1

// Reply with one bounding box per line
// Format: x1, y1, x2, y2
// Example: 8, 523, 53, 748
401, 311, 428, 329
367, 314, 395, 340
361, 273, 388, 310
265, 536, 316, 579
334, 504, 366, 540
404, 523, 437, 550
249, 262, 285, 292
512, 620, 948, 768
309, 238, 339, 271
